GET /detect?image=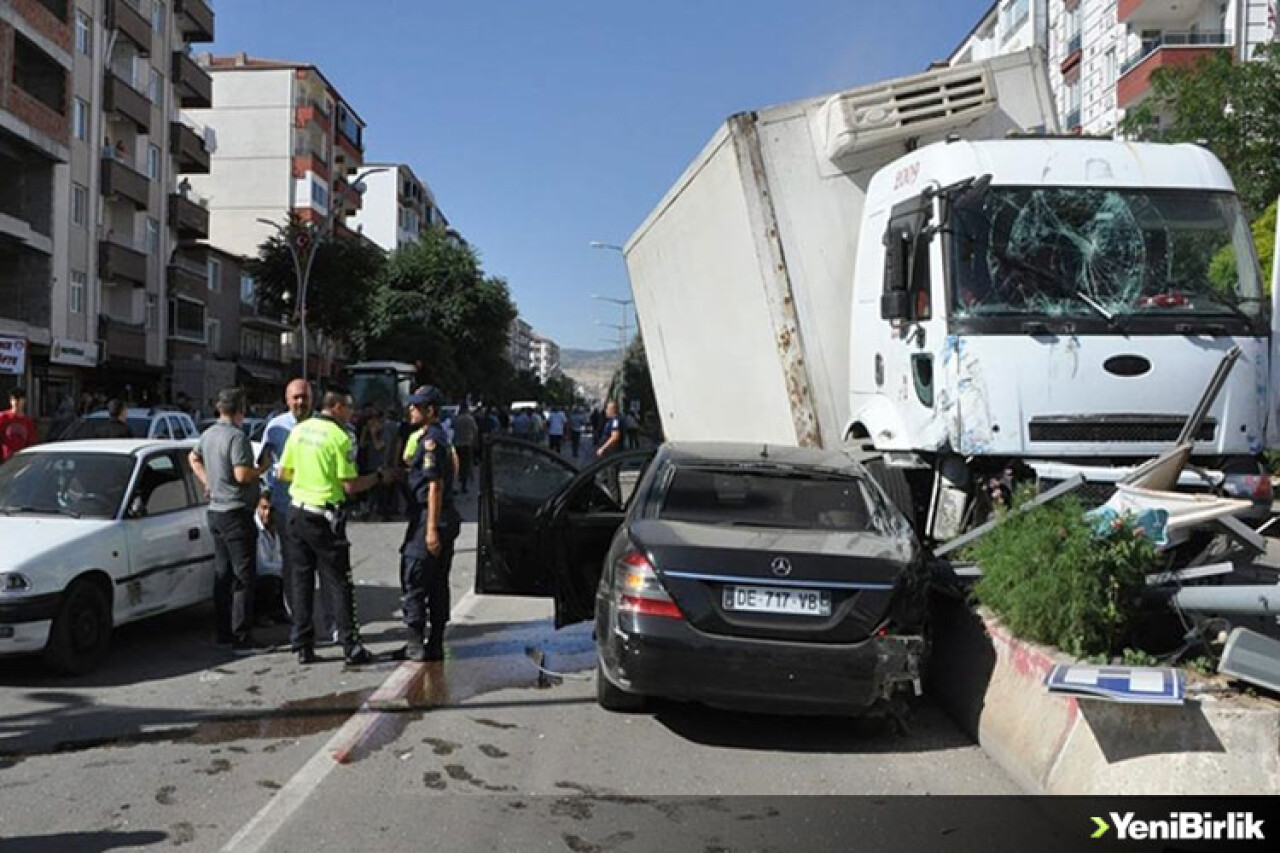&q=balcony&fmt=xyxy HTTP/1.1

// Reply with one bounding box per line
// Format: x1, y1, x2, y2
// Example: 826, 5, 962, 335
98, 238, 148, 286
172, 51, 212, 109
174, 0, 215, 43
333, 178, 362, 216
170, 121, 210, 173
1061, 32, 1082, 73
106, 0, 151, 56
292, 152, 330, 181
103, 72, 151, 133
1117, 31, 1233, 108
295, 101, 331, 132
167, 245, 207, 293
100, 316, 148, 363
168, 193, 209, 240
100, 156, 151, 210
1119, 0, 1212, 28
